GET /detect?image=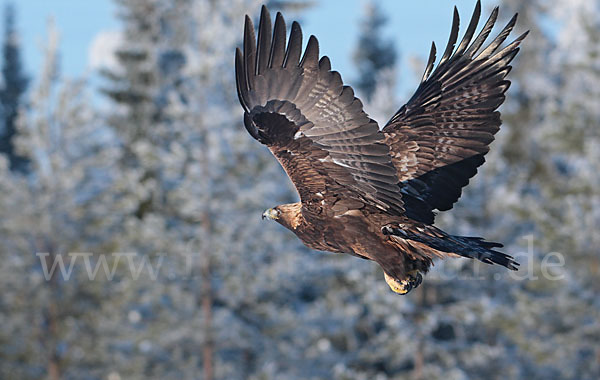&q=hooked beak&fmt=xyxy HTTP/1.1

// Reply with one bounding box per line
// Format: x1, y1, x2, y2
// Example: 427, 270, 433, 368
262, 208, 279, 220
